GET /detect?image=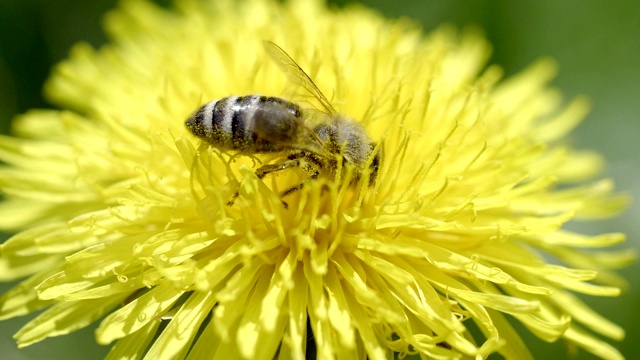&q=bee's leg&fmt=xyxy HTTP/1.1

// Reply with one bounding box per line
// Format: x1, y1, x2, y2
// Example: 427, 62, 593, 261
280, 170, 319, 198
280, 154, 322, 197
255, 158, 301, 179
279, 153, 324, 199
257, 158, 304, 209
228, 157, 302, 207
226, 193, 239, 206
